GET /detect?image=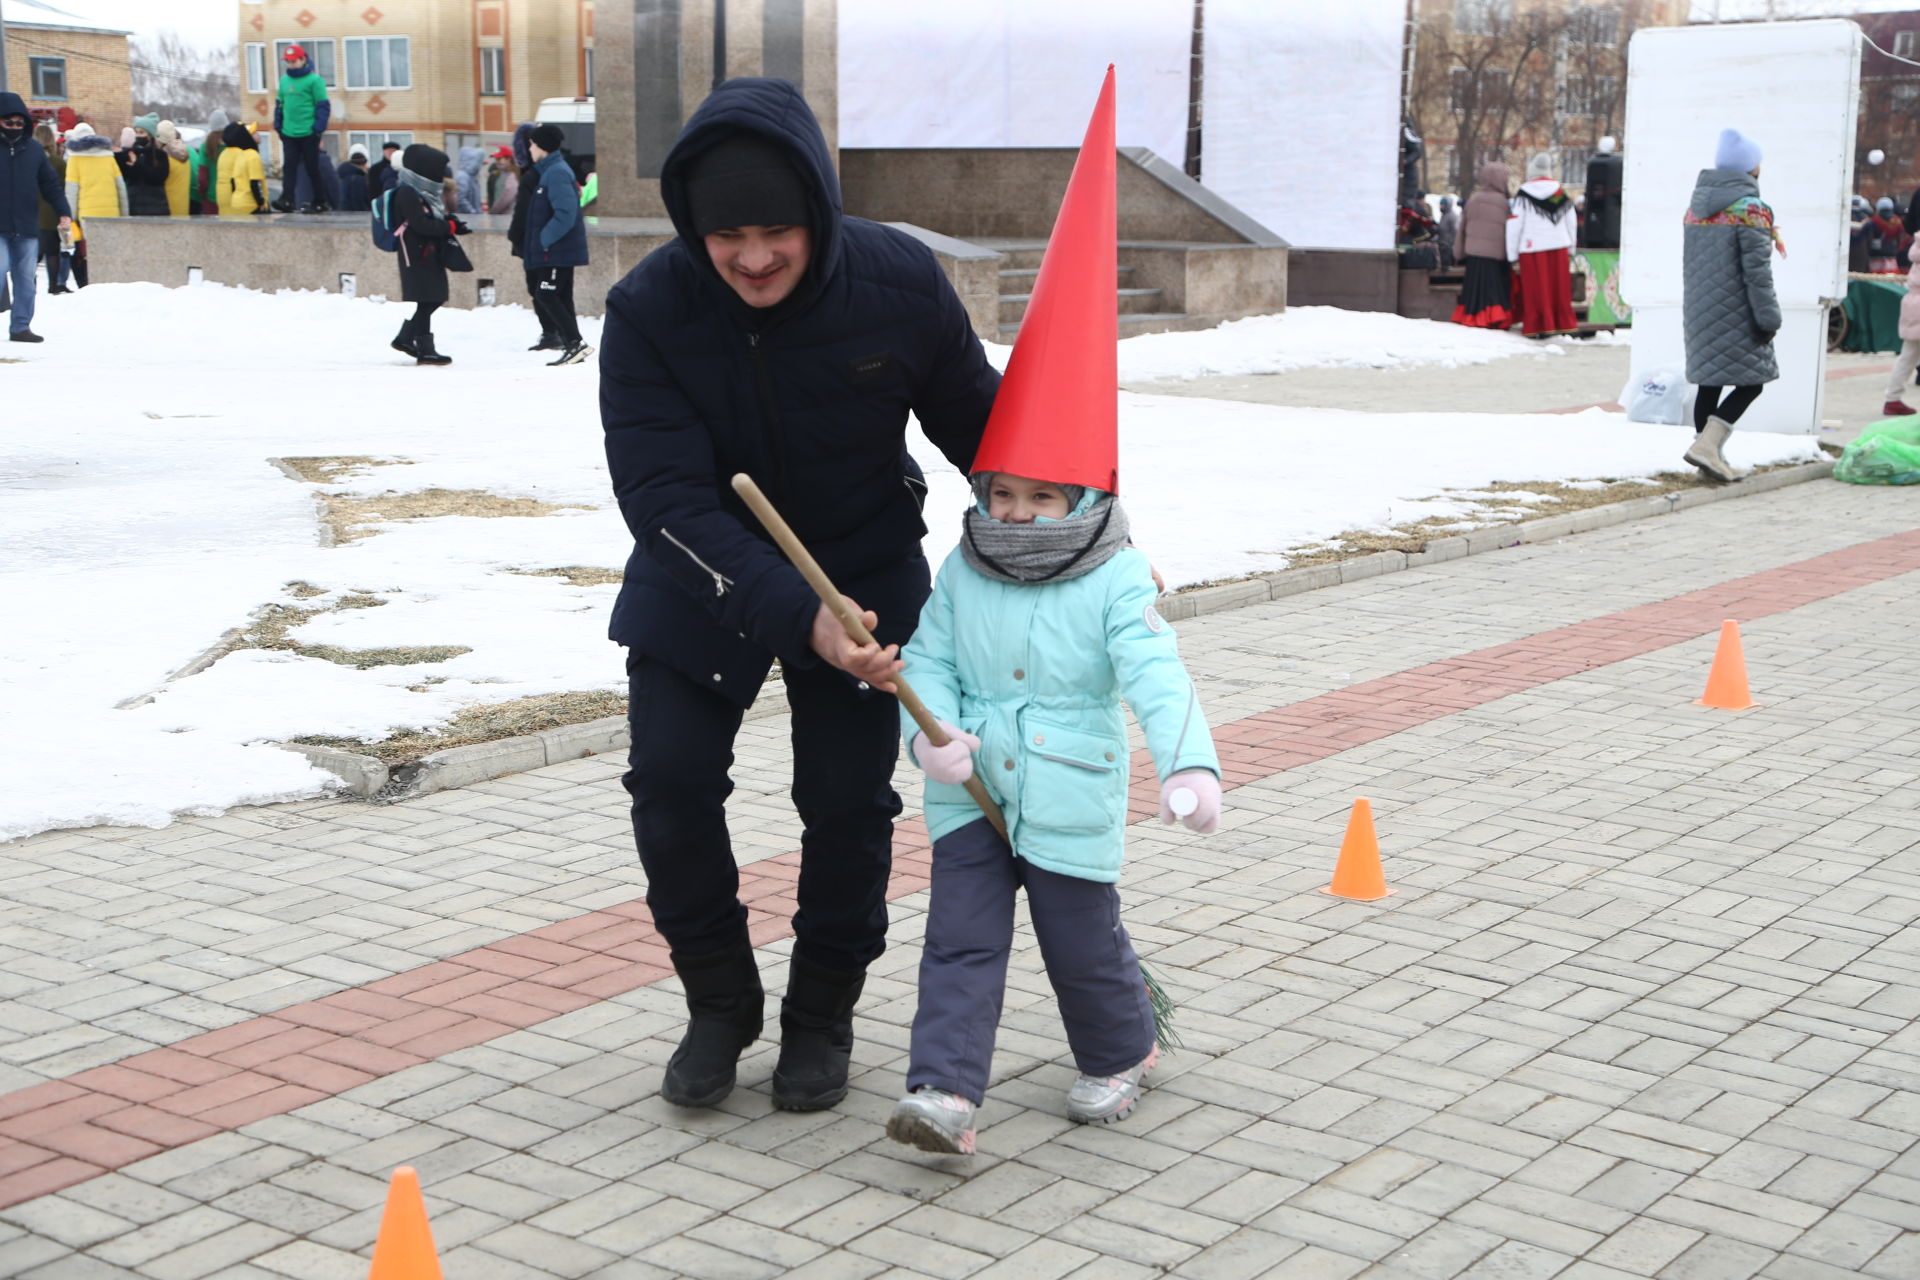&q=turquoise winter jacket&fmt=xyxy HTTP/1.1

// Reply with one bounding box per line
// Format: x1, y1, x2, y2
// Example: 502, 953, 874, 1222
902, 543, 1219, 883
